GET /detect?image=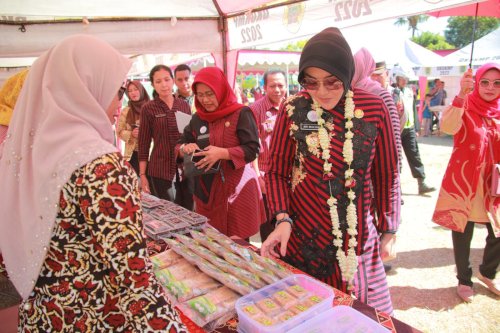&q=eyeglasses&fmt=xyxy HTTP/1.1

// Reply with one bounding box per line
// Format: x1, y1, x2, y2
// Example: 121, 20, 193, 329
118, 86, 126, 100
300, 77, 343, 91
195, 91, 216, 99
479, 79, 500, 89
